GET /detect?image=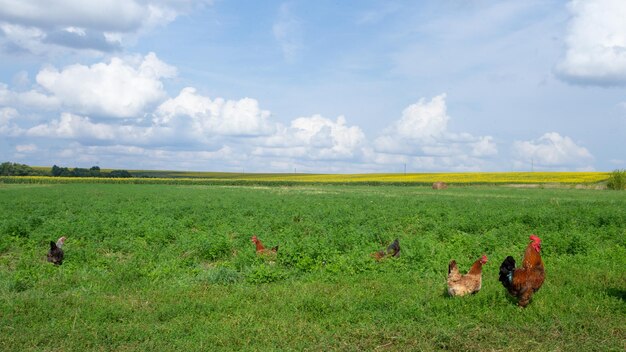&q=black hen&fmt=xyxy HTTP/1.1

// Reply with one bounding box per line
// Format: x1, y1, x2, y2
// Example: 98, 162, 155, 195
371, 238, 401, 260
47, 236, 66, 265
386, 238, 401, 257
